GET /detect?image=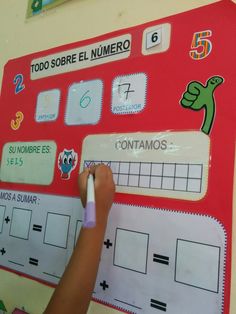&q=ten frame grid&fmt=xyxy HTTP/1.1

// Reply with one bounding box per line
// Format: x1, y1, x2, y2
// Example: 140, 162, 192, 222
84, 160, 203, 193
